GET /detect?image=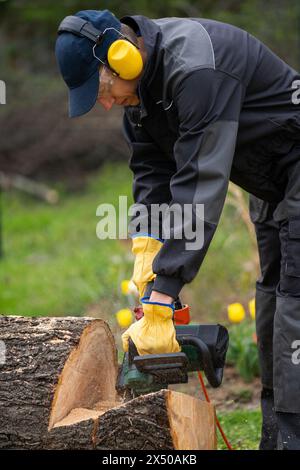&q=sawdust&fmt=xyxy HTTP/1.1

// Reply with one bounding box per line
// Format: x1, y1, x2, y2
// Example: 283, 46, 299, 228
94, 399, 123, 411
53, 408, 102, 428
